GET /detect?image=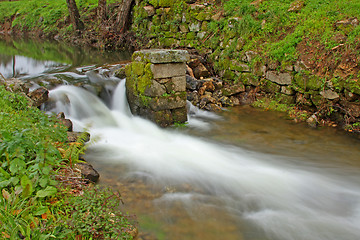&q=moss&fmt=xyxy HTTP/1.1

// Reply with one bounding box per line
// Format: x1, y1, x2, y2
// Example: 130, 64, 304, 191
139, 94, 152, 107
344, 79, 360, 95
294, 72, 324, 92
310, 93, 325, 107
259, 80, 281, 93
132, 62, 146, 76
154, 110, 173, 126
186, 32, 196, 40
222, 70, 236, 81
150, 0, 177, 8
195, 12, 211, 21
252, 95, 294, 113
170, 24, 179, 33
201, 21, 208, 31
240, 73, 260, 86
152, 15, 161, 25
160, 38, 177, 47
